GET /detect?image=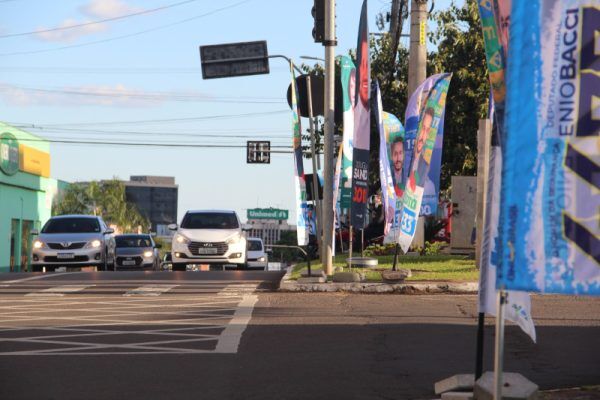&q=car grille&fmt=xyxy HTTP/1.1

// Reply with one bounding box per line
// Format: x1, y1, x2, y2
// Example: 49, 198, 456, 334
44, 256, 89, 262
47, 242, 86, 250
116, 256, 143, 266
188, 241, 228, 256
